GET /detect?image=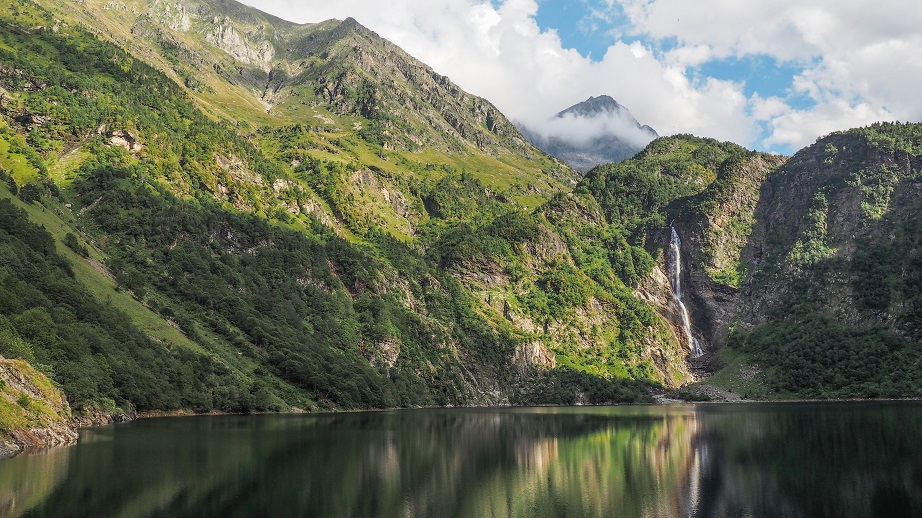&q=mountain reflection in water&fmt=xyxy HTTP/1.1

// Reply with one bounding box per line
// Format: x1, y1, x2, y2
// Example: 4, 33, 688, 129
2, 402, 921, 517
